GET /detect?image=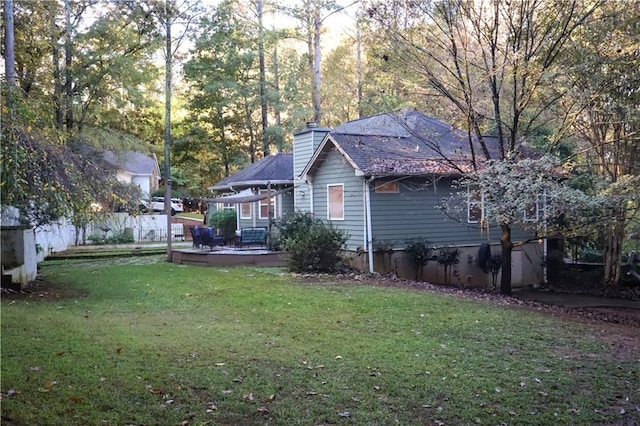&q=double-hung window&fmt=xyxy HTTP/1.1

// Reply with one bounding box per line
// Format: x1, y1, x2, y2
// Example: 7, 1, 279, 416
327, 184, 344, 220
467, 187, 485, 224
240, 202, 252, 219
258, 189, 276, 219
523, 194, 541, 222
